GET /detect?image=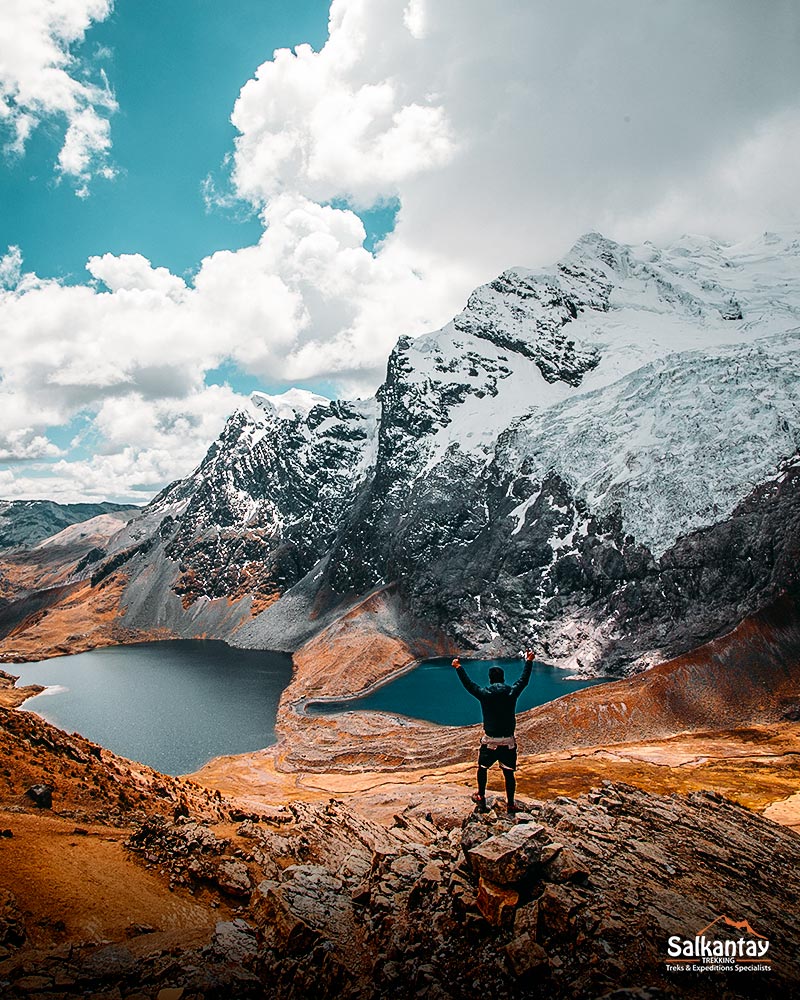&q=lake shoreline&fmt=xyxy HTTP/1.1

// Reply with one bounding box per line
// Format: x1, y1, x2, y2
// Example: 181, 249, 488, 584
298, 654, 550, 714
295, 653, 425, 714
0, 668, 44, 709
302, 656, 609, 731
9, 630, 614, 776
